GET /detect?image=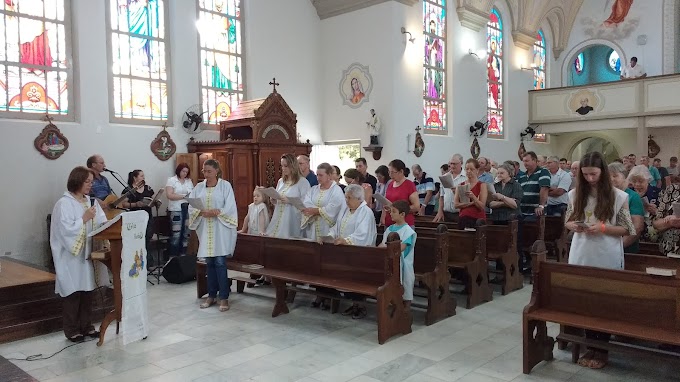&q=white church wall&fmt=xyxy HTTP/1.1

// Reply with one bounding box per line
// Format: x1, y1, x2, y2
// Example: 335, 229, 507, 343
321, 1, 538, 178
553, 0, 664, 87
0, 0, 322, 266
